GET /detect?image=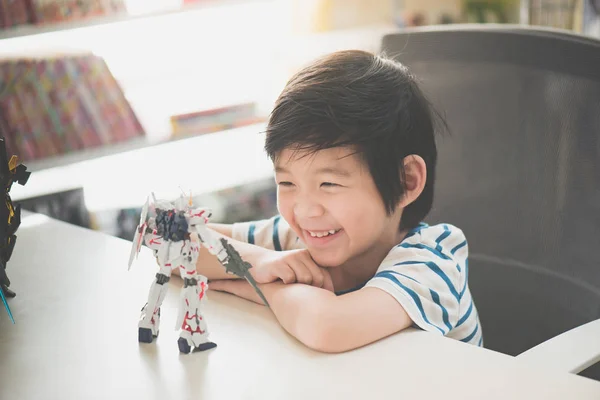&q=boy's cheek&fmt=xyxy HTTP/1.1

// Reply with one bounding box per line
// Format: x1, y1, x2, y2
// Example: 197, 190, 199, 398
276, 199, 294, 223
276, 193, 292, 213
